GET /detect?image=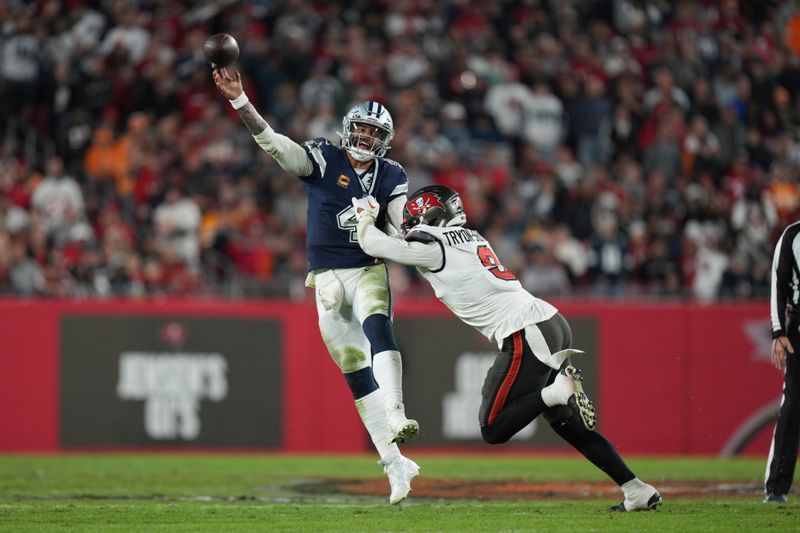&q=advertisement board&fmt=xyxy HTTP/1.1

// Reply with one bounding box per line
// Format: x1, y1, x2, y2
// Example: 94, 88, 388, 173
60, 315, 282, 447
0, 300, 775, 454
